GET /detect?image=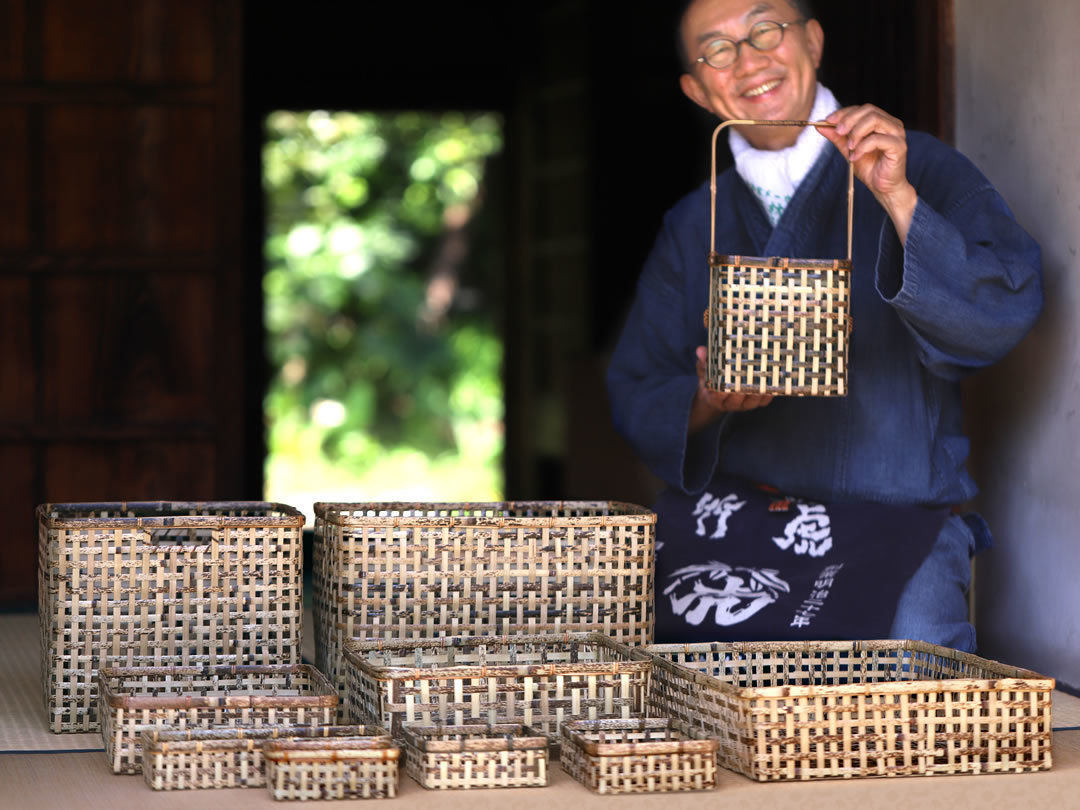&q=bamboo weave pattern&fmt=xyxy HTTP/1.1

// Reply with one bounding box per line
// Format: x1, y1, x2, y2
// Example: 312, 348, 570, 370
706, 255, 851, 396
343, 633, 650, 740
314, 501, 655, 715
37, 501, 305, 733
264, 738, 400, 800
640, 640, 1054, 781
560, 718, 717, 794
99, 664, 338, 774
403, 723, 549, 789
